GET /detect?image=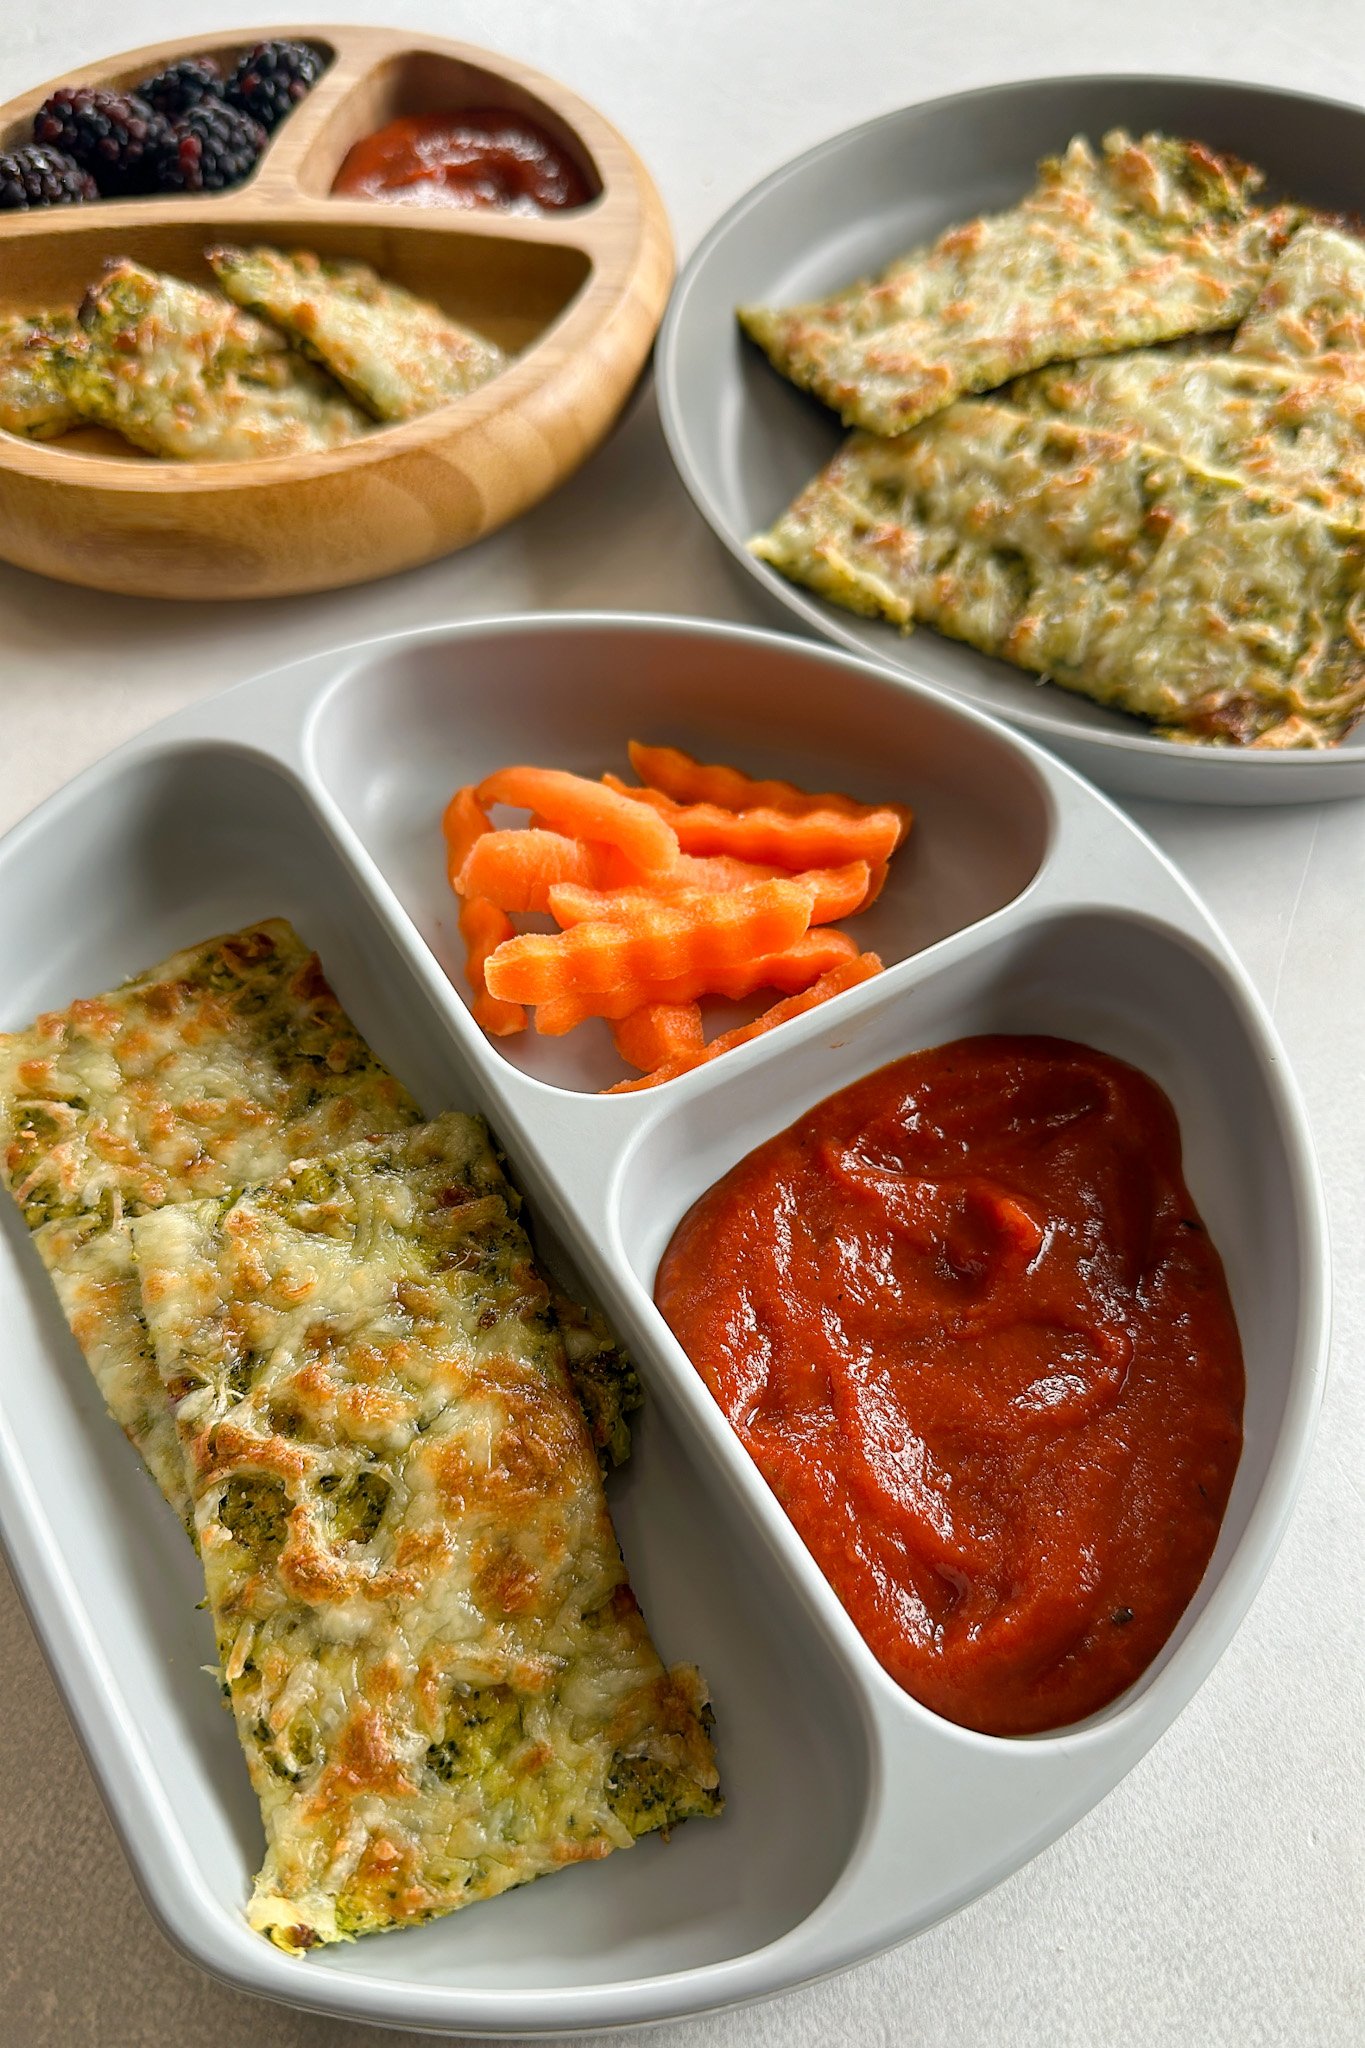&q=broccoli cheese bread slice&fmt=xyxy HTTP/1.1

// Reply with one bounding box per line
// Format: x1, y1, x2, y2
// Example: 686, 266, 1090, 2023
739, 131, 1297, 437
550, 1284, 643, 1473
1231, 223, 1365, 369
1007, 347, 1365, 528
208, 245, 506, 422
0, 920, 640, 1521
0, 313, 81, 439
132, 1114, 720, 1950
753, 405, 1365, 747
0, 920, 422, 1523
0, 921, 418, 1226
1004, 227, 1365, 525
57, 260, 368, 460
